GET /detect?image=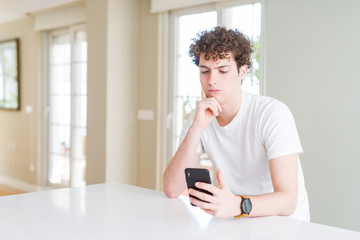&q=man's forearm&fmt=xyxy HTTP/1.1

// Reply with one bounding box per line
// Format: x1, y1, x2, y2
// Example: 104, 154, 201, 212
163, 123, 204, 198
246, 190, 298, 218
244, 154, 299, 218
246, 154, 299, 217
